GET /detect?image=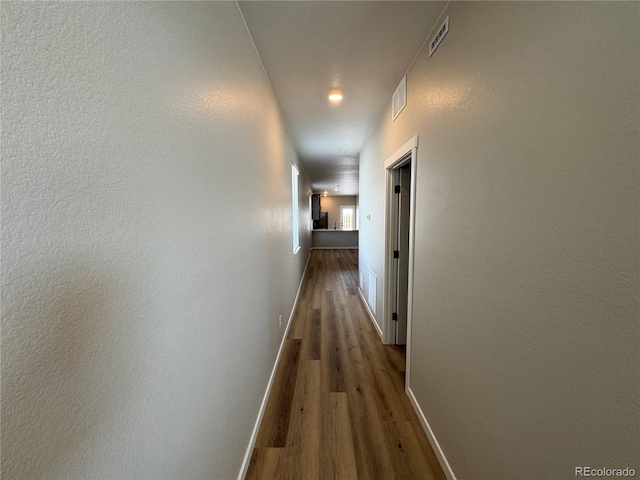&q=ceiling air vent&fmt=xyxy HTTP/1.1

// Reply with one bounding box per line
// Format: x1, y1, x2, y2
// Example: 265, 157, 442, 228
392, 75, 406, 121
